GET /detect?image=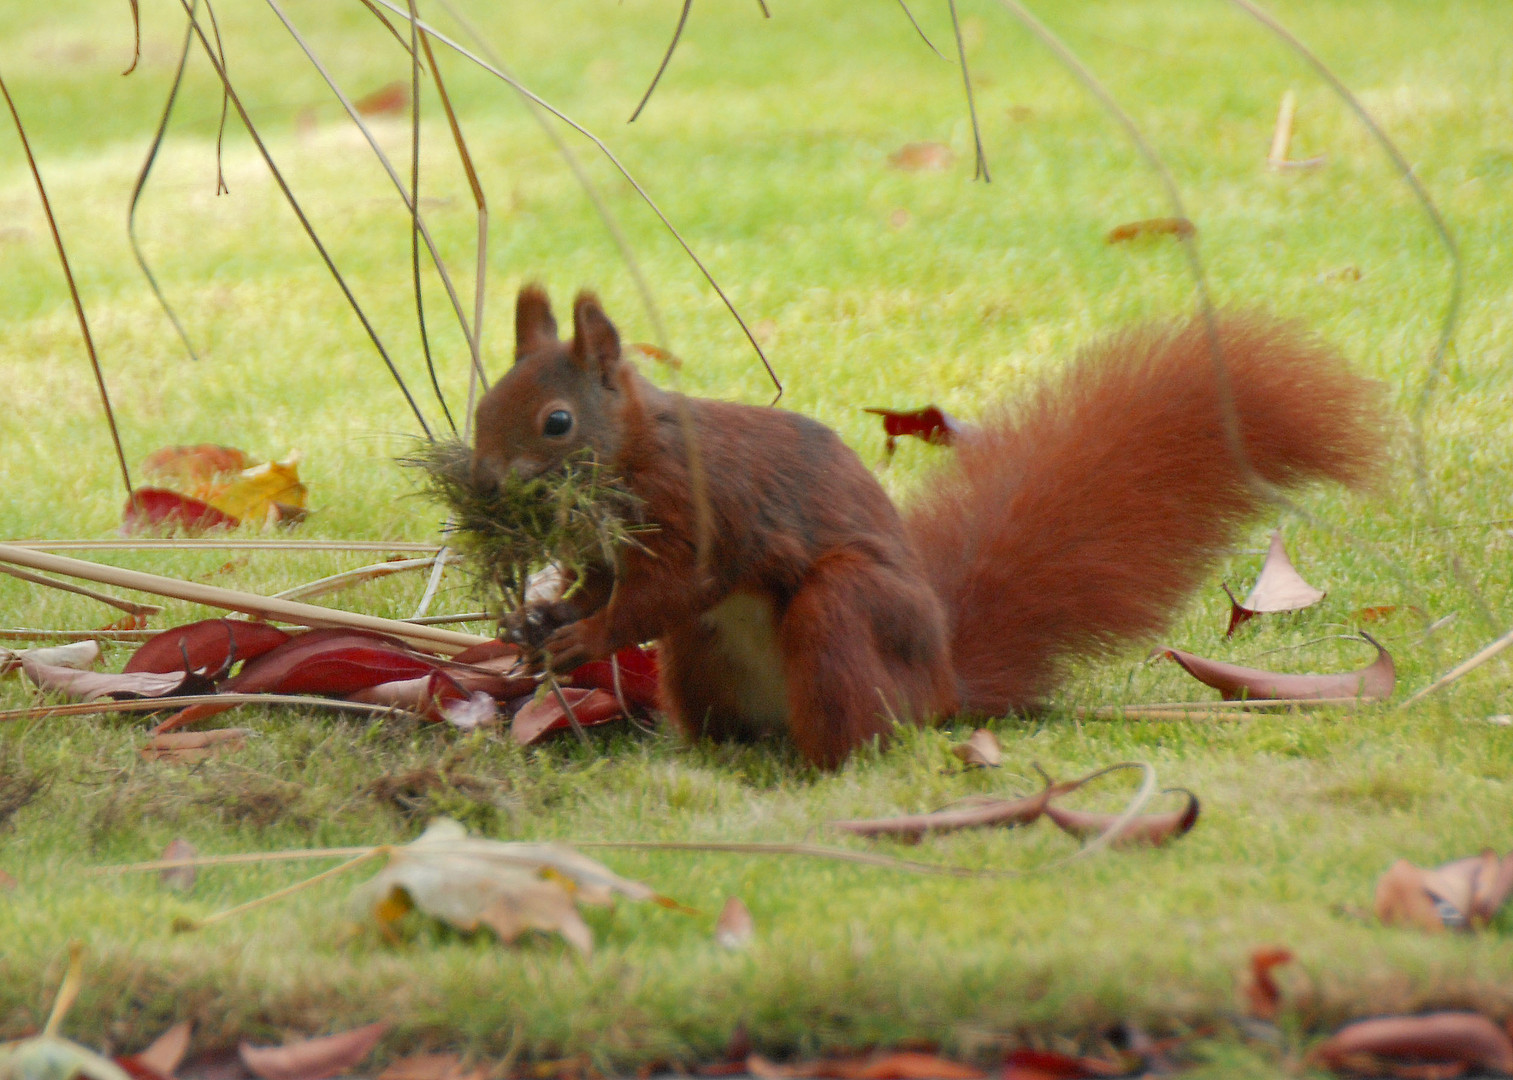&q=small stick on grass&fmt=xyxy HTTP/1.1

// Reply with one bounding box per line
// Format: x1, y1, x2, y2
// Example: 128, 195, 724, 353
1402, 626, 1513, 706
1266, 88, 1296, 168
270, 555, 447, 602
0, 694, 425, 725
10, 539, 441, 553
0, 564, 162, 617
